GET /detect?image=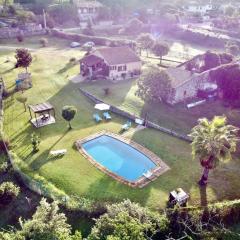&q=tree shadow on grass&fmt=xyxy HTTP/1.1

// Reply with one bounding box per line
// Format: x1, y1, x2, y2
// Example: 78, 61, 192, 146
85, 175, 152, 206
2, 66, 15, 75
57, 62, 76, 74
29, 129, 69, 170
